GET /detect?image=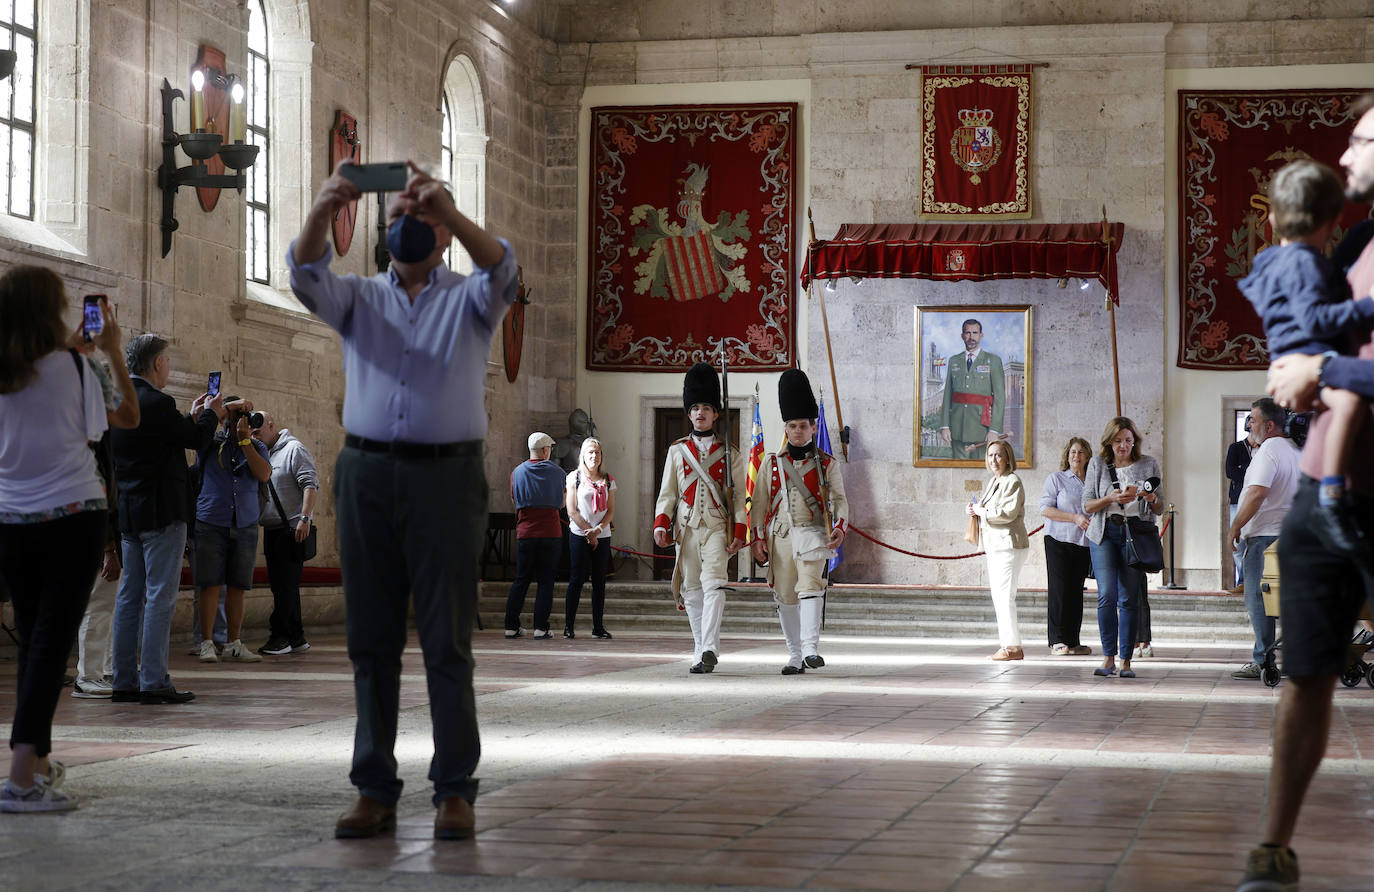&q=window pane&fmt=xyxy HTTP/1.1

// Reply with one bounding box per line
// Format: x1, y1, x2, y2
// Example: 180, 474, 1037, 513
248, 0, 266, 53
0, 124, 11, 214
13, 0, 31, 30
12, 31, 32, 123
11, 126, 29, 217
251, 57, 267, 125
252, 209, 268, 282
0, 2, 12, 27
